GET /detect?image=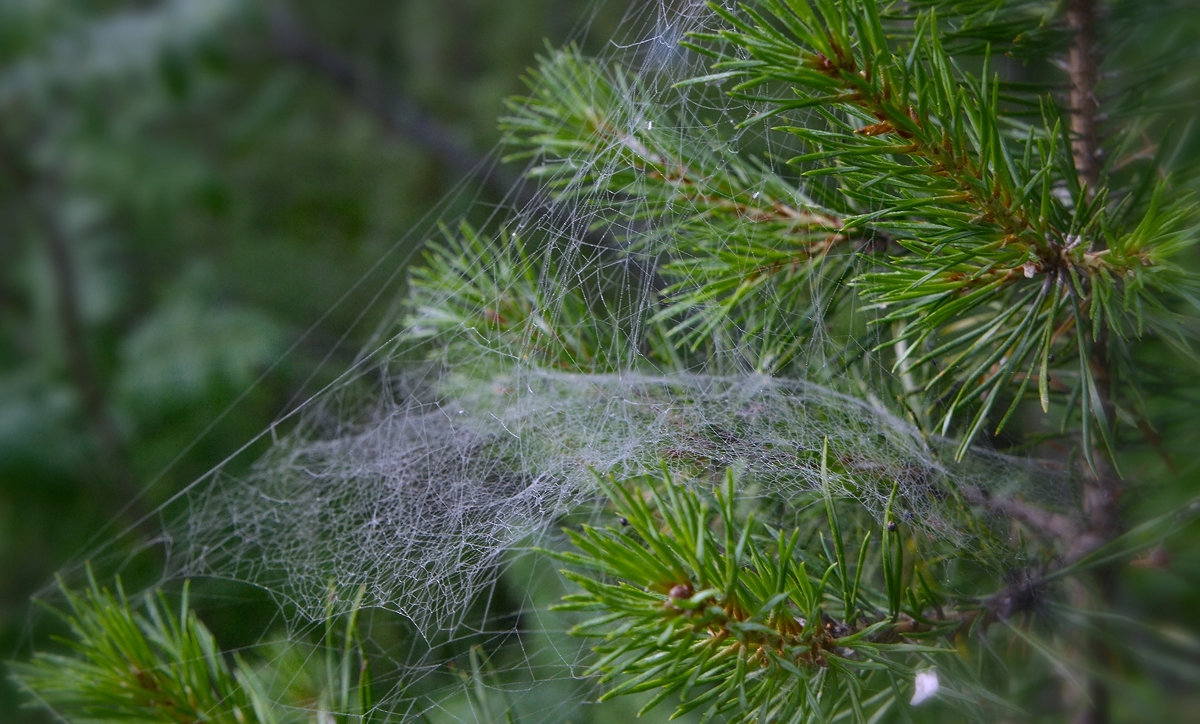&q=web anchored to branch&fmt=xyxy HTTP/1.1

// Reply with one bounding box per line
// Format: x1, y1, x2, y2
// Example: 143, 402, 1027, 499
33, 0, 1198, 721
169, 0, 1100, 635
178, 368, 1069, 629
